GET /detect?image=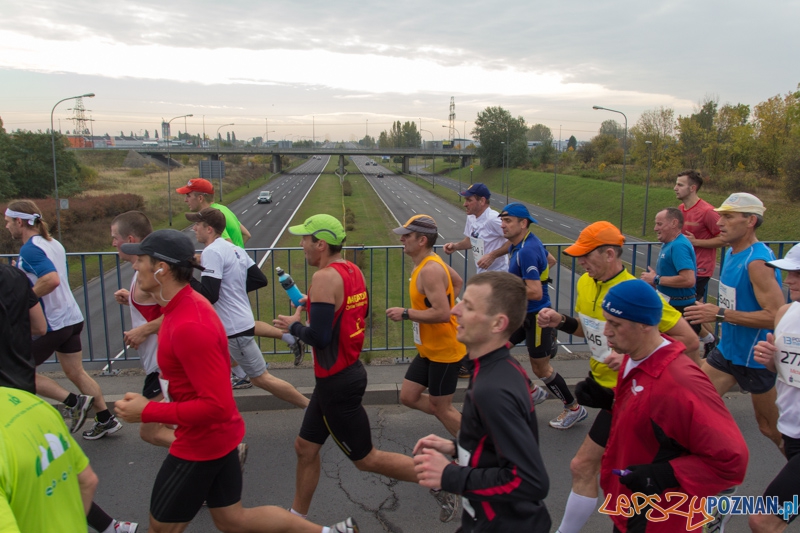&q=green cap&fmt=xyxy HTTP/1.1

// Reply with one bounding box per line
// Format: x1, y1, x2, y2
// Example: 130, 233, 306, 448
288, 214, 346, 245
